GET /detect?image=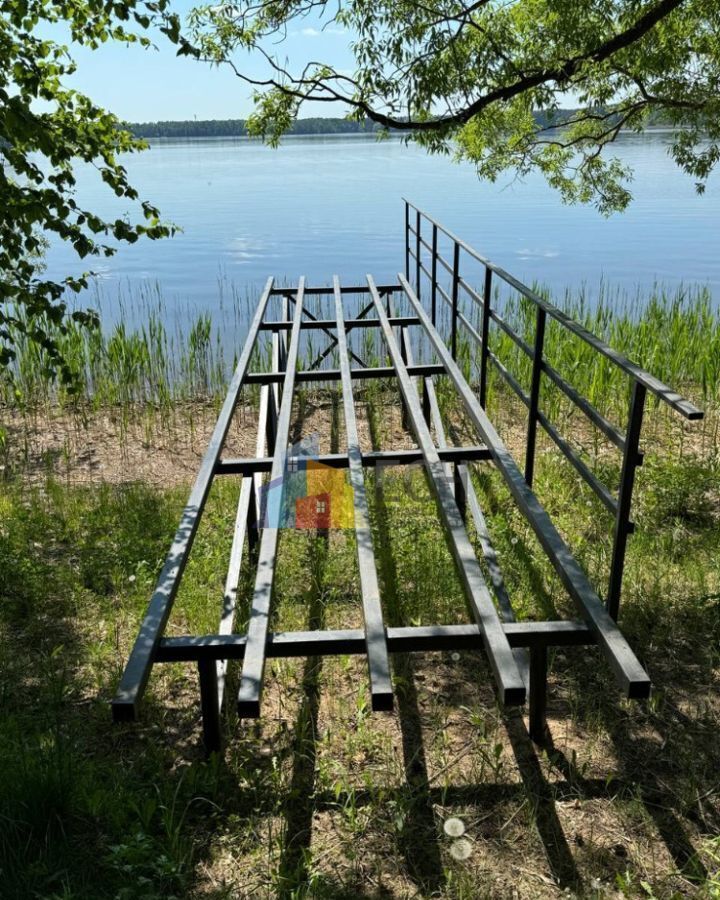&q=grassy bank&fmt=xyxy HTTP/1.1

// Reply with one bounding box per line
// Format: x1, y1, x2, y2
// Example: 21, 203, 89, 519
0, 284, 718, 898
